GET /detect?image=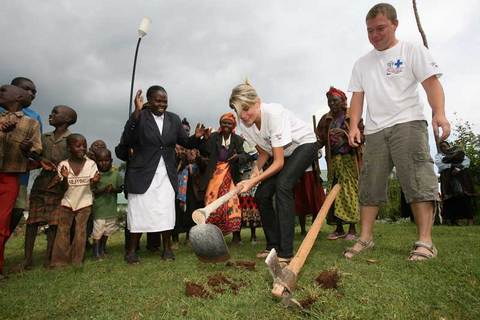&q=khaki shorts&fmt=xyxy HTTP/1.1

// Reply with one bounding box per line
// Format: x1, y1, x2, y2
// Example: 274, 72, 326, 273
92, 218, 119, 239
359, 120, 439, 206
